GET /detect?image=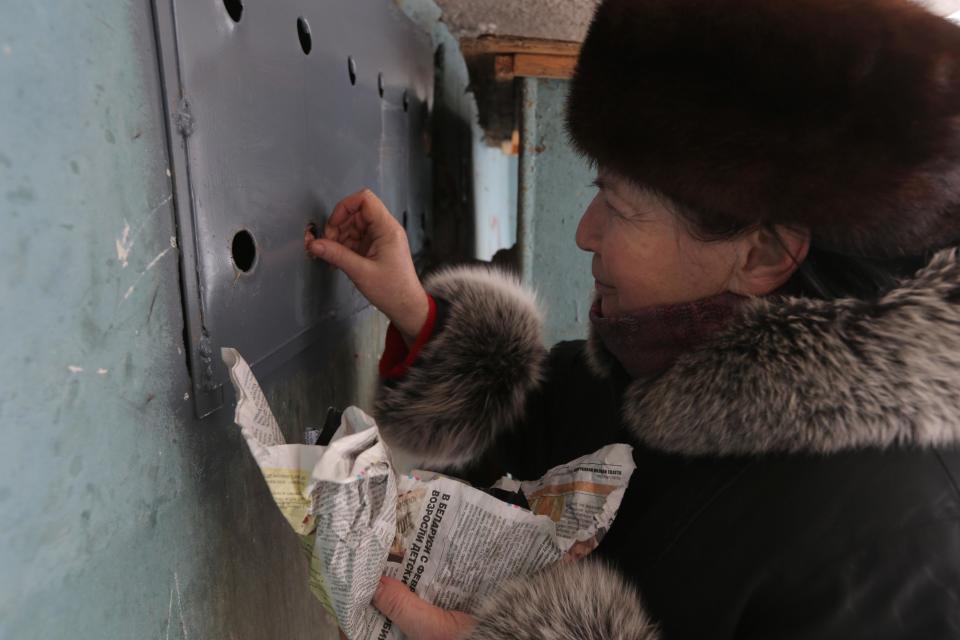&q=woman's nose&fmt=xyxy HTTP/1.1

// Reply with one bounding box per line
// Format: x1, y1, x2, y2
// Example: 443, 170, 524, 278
576, 195, 604, 253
